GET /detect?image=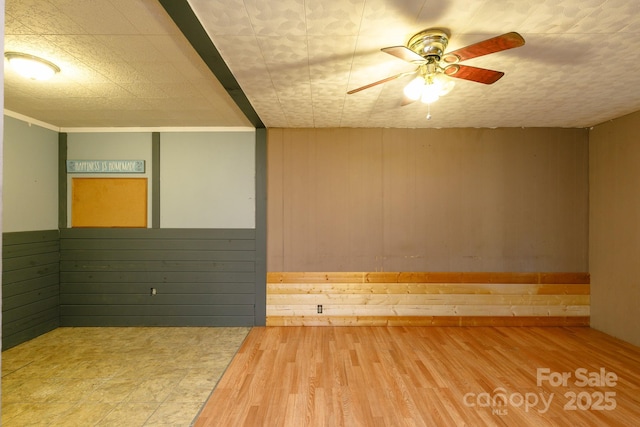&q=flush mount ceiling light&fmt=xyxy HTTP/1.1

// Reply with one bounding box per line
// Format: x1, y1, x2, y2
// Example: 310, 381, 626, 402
5, 52, 60, 80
